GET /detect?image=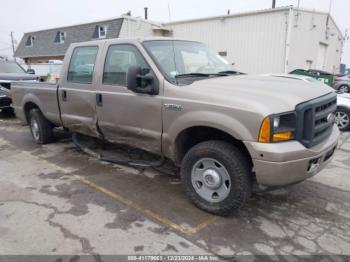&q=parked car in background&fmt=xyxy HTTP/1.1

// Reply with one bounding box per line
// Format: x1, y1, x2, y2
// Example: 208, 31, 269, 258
335, 93, 350, 131
290, 69, 334, 86
0, 60, 40, 114
333, 74, 350, 93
